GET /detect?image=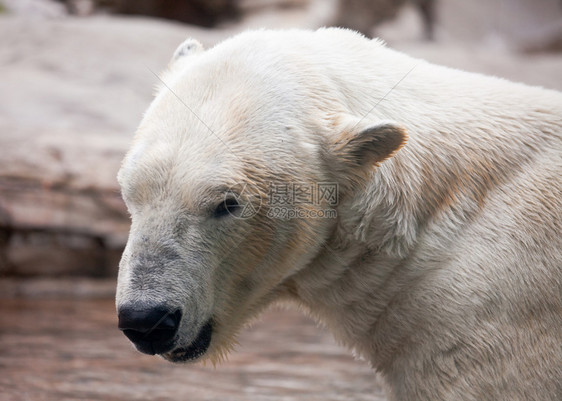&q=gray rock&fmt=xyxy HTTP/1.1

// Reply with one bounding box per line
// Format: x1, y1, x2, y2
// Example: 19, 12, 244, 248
0, 16, 224, 276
